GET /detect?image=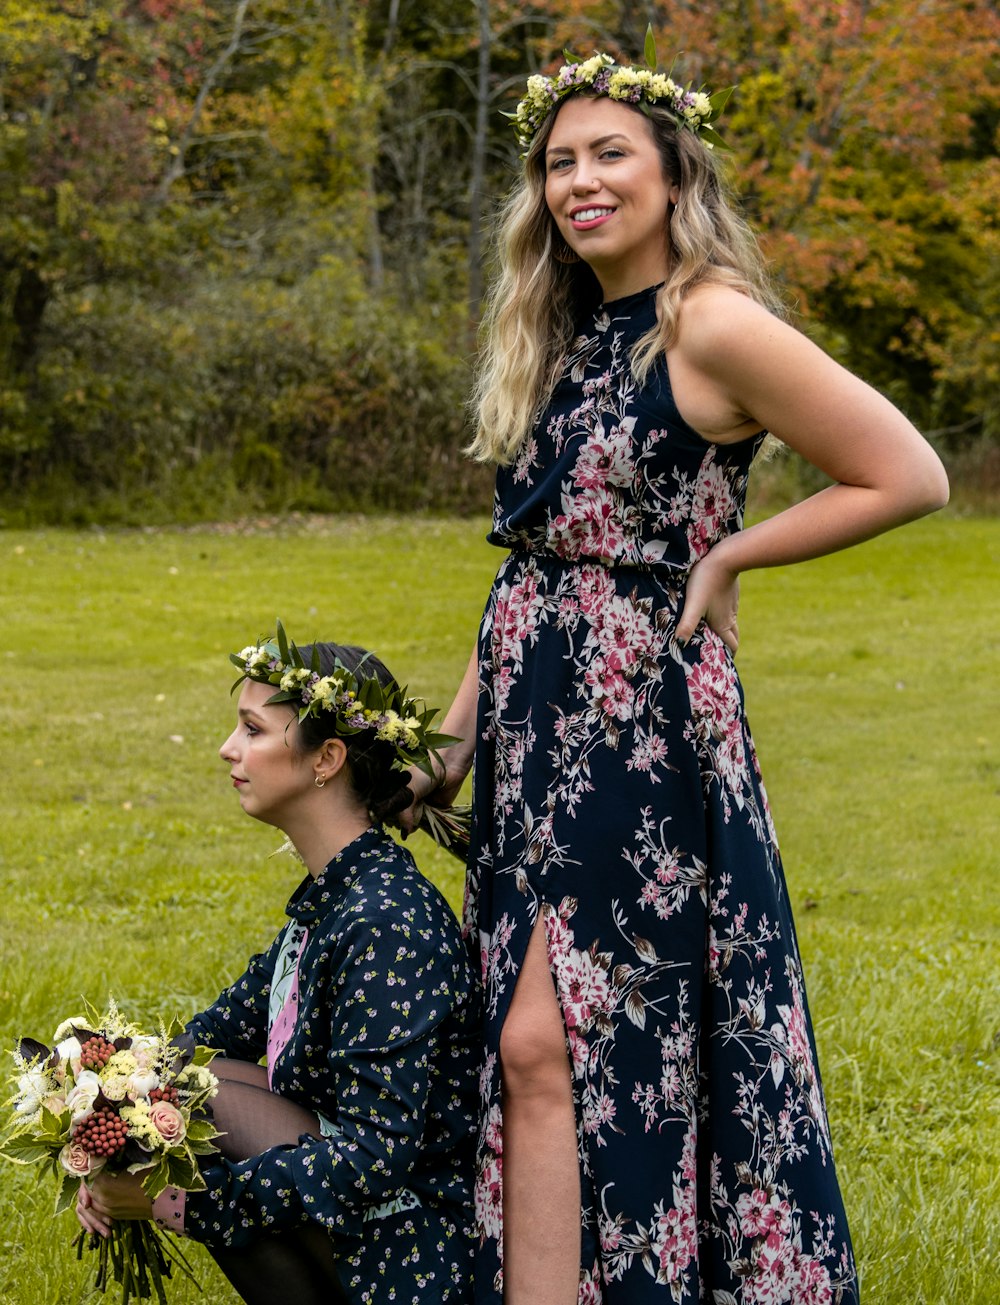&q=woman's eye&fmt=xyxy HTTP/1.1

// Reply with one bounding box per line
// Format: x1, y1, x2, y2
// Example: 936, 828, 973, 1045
549, 157, 573, 171
601, 147, 625, 160
244, 722, 259, 736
